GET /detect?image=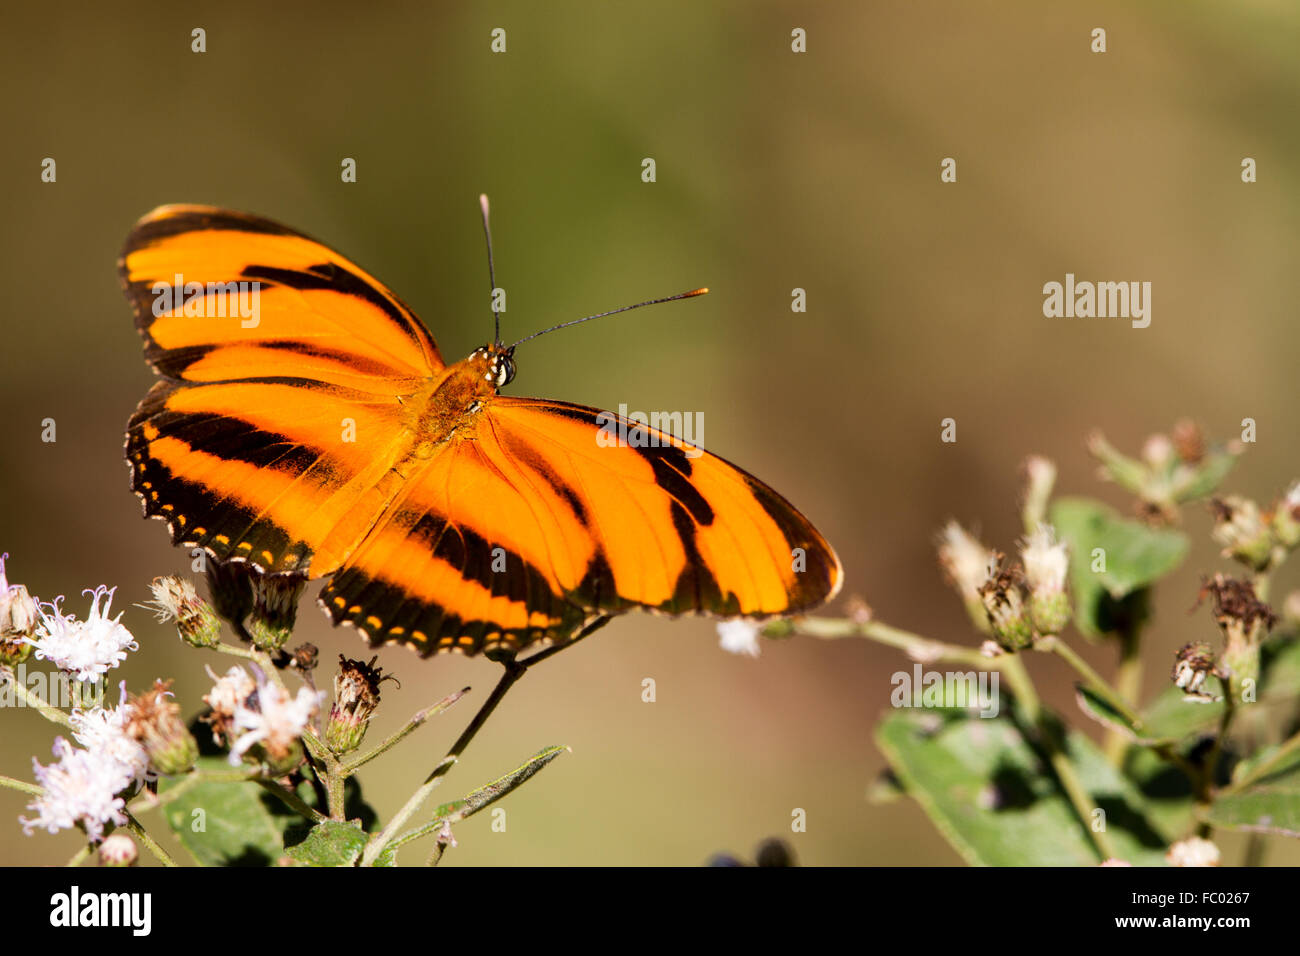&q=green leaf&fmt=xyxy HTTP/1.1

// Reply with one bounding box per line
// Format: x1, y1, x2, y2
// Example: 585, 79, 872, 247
876, 708, 1168, 865
432, 745, 569, 825
1122, 746, 1195, 842
1075, 685, 1153, 741
159, 757, 300, 866
1138, 685, 1225, 744
286, 821, 369, 867
1205, 746, 1300, 838
1050, 497, 1189, 639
